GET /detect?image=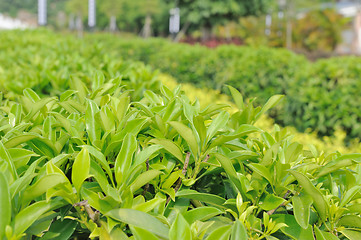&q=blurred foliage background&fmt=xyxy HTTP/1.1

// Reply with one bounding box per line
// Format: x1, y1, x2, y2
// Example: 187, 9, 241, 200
0, 0, 351, 54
